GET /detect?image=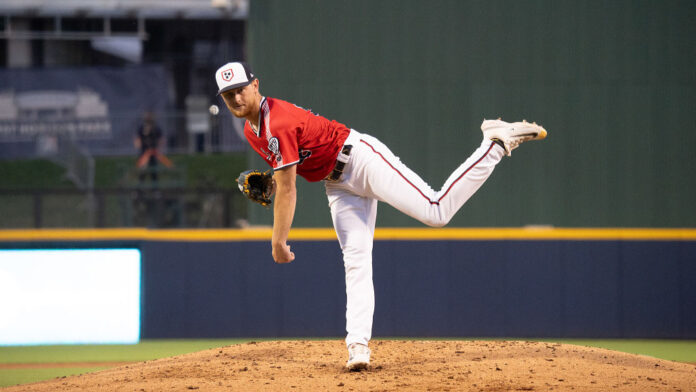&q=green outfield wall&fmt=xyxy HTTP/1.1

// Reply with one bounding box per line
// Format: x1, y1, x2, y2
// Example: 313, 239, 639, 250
245, 0, 696, 227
